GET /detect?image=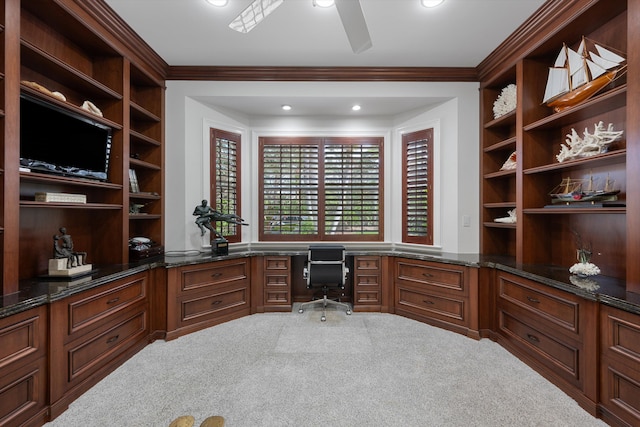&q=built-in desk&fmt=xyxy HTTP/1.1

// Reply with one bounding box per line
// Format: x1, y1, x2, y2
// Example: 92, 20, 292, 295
1, 248, 640, 427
